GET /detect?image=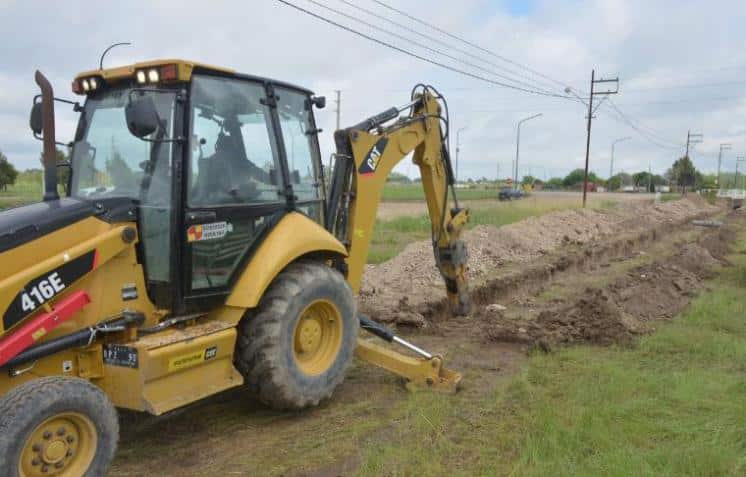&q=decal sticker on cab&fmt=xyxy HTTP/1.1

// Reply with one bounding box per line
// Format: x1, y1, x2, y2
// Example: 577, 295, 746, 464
187, 221, 233, 242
